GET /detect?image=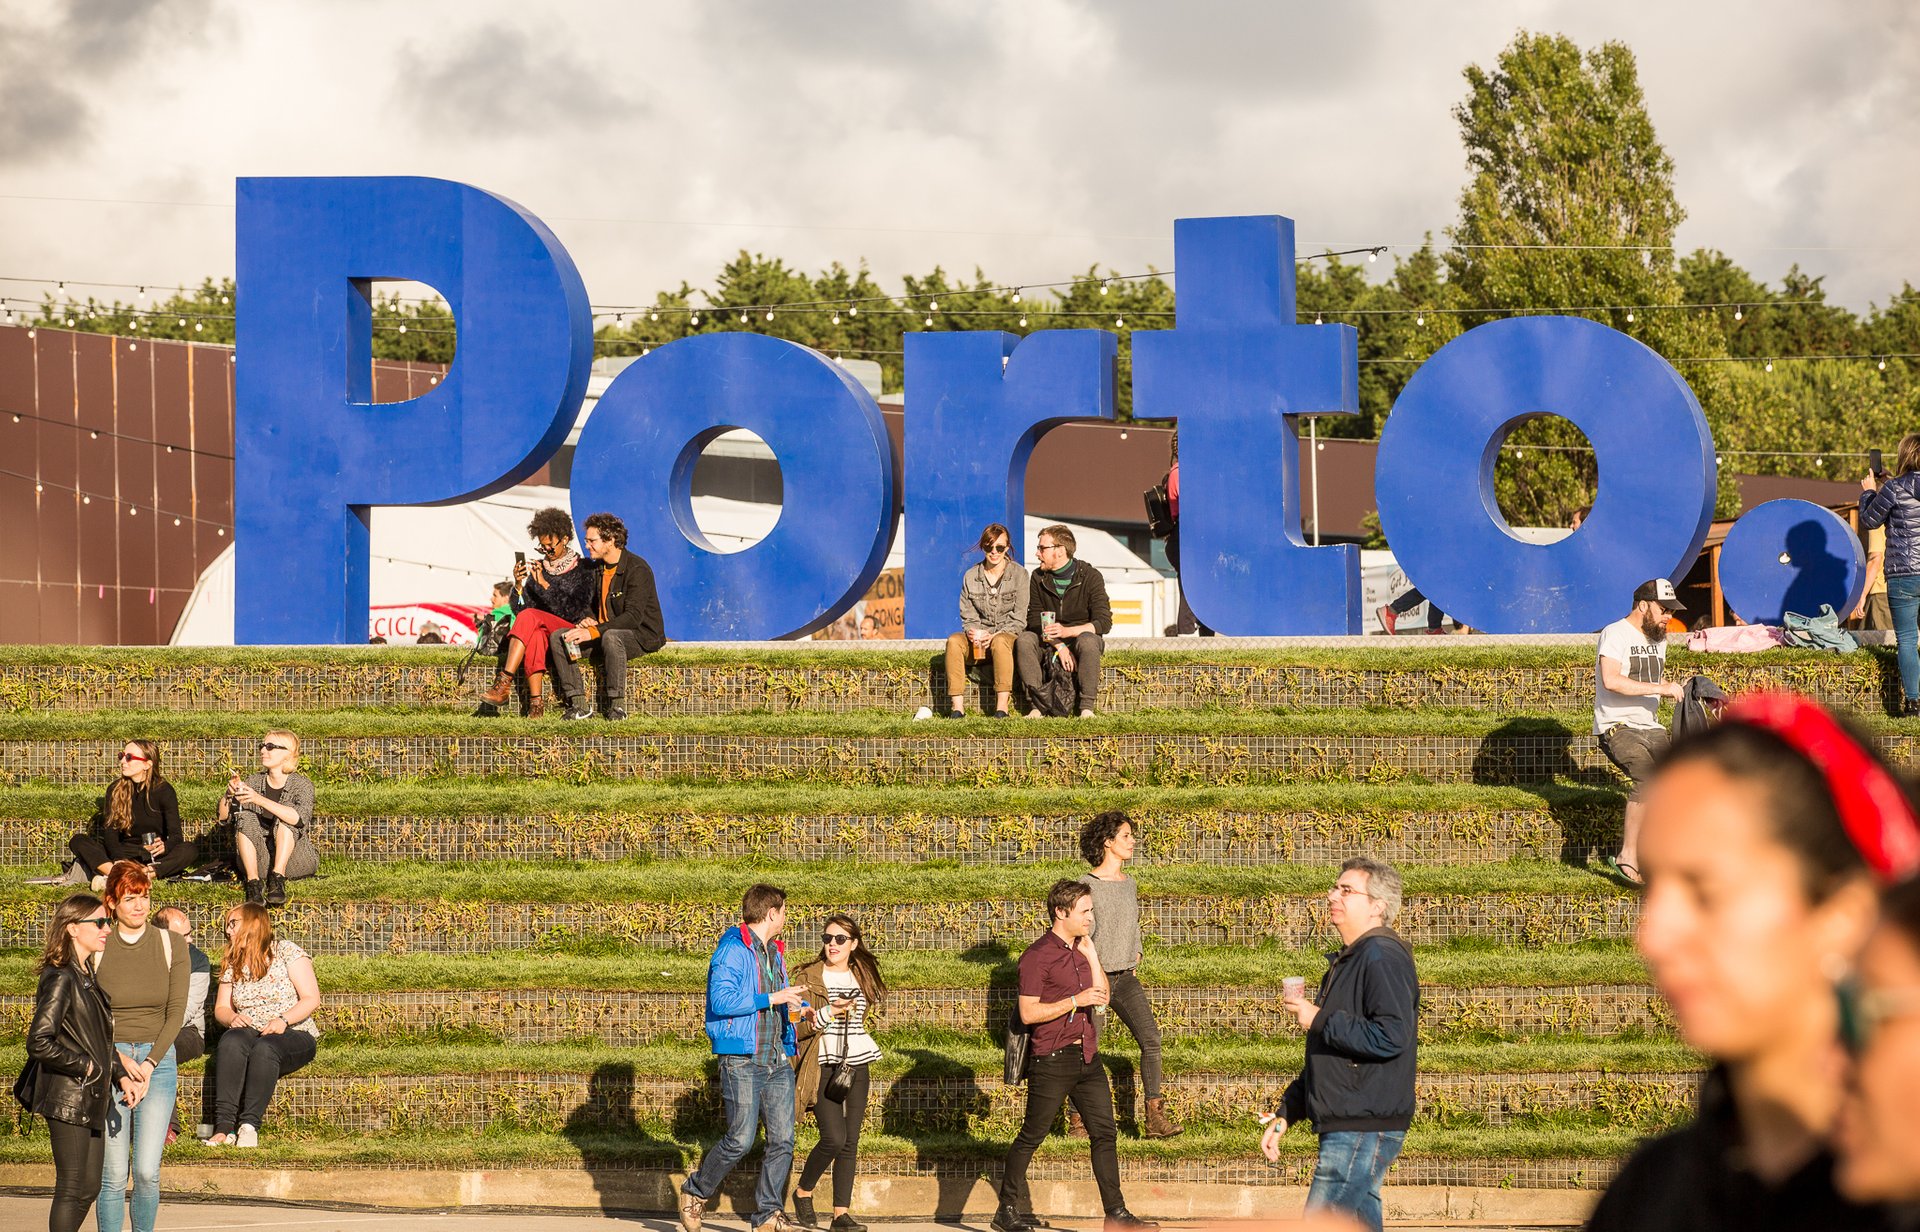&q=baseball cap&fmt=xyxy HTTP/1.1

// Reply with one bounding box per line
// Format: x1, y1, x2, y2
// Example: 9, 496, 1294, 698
1634, 578, 1686, 613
